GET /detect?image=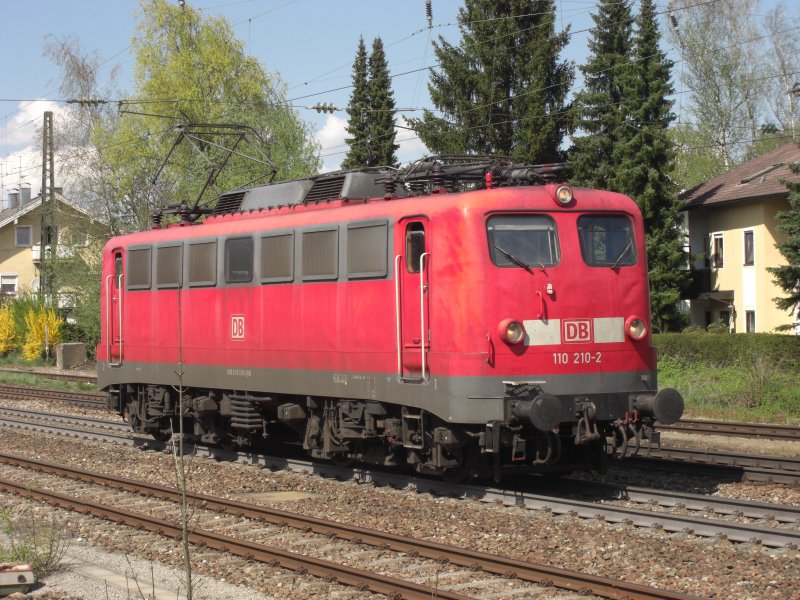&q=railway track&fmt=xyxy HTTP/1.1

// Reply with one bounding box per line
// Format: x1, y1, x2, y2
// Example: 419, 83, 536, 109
1, 408, 799, 550
2, 375, 799, 445
0, 366, 97, 384
0, 382, 105, 408
0, 452, 699, 600
660, 418, 800, 442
